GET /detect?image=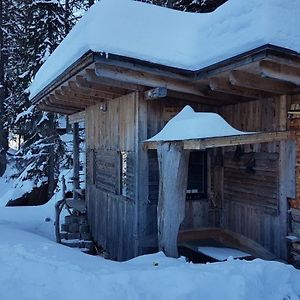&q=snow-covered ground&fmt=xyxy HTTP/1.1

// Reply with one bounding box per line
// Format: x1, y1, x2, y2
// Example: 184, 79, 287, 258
0, 202, 300, 300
